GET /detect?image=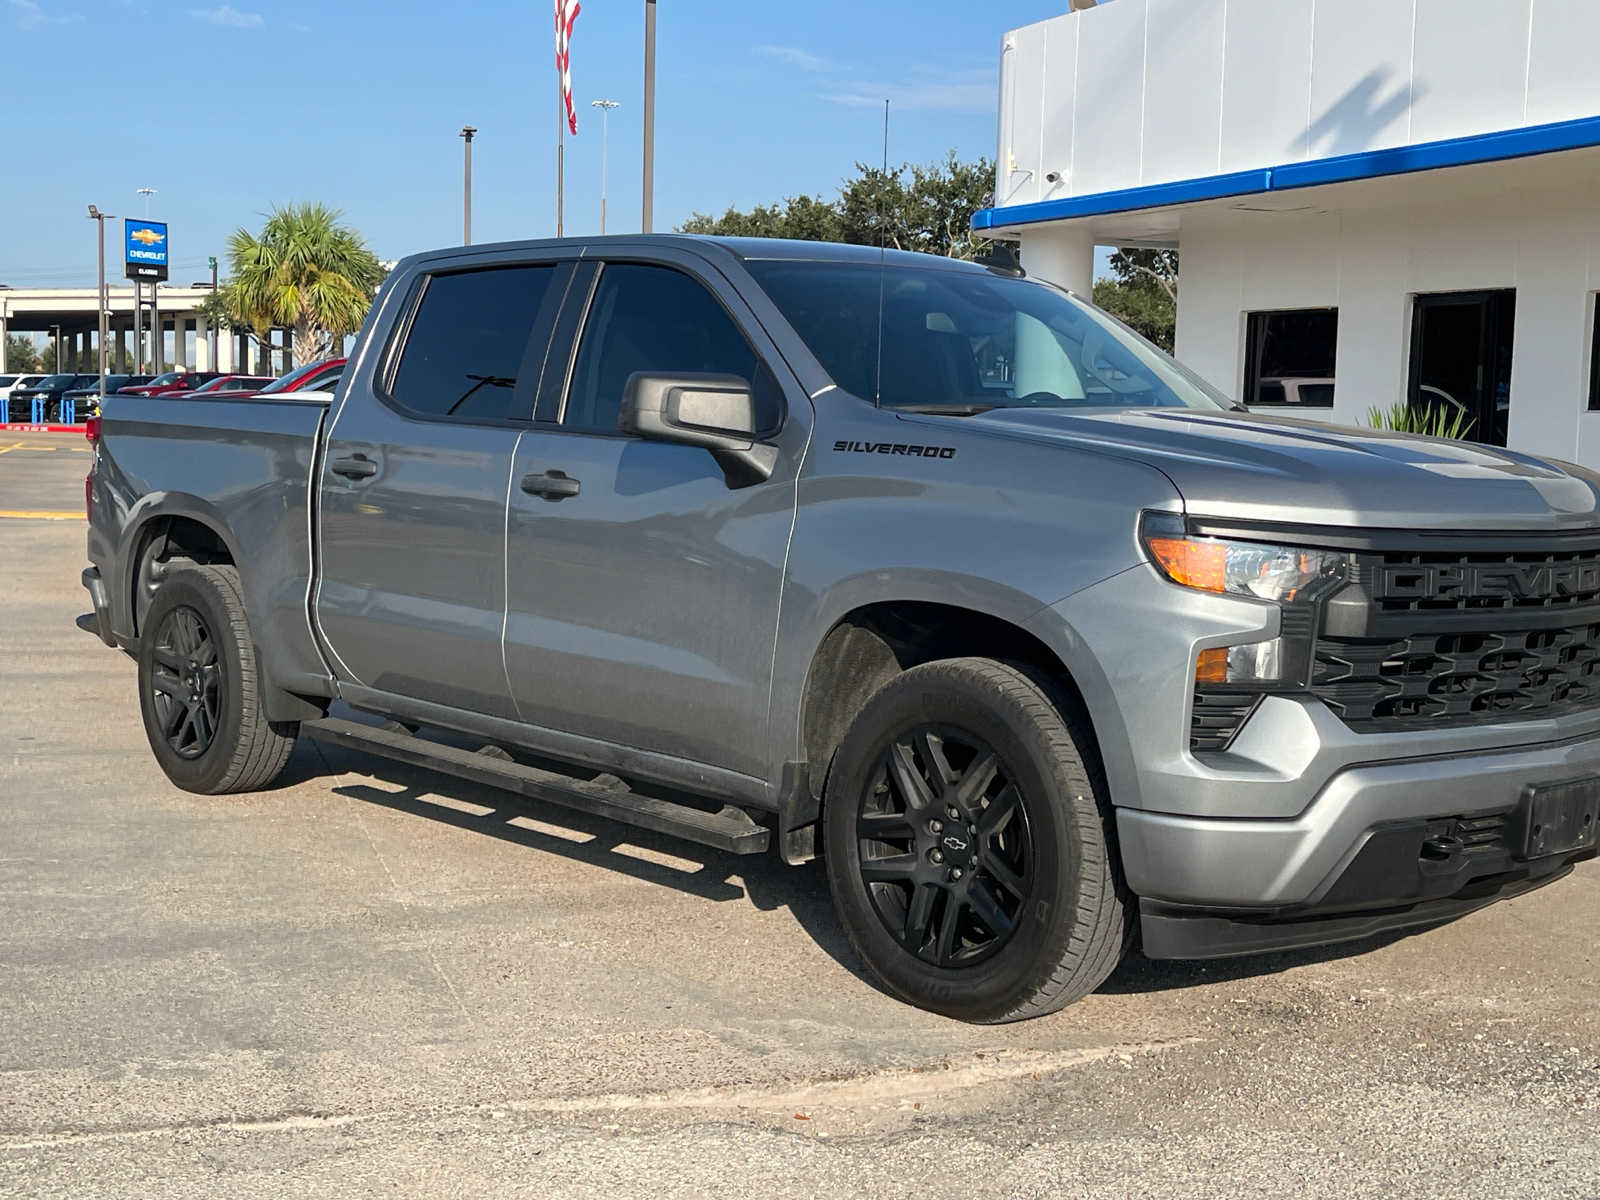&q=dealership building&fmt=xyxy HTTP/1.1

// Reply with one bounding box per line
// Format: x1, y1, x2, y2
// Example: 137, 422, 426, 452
977, 0, 1600, 464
